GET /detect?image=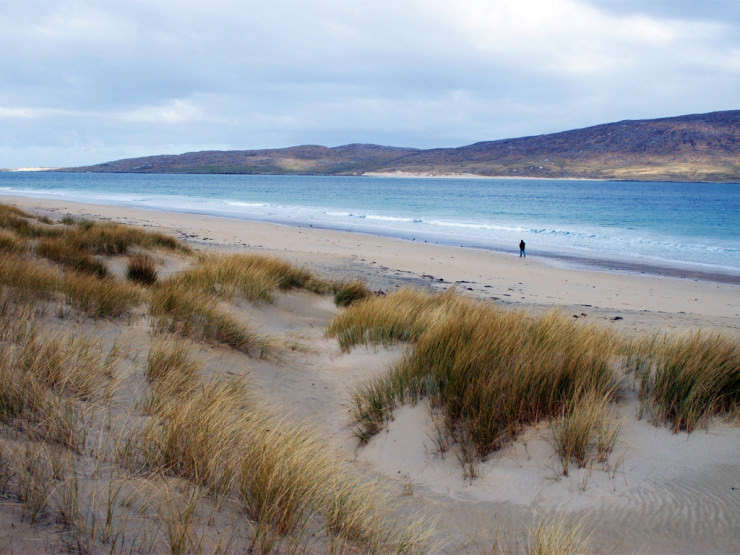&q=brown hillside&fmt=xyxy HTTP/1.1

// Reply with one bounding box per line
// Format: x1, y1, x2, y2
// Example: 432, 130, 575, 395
65, 111, 740, 182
